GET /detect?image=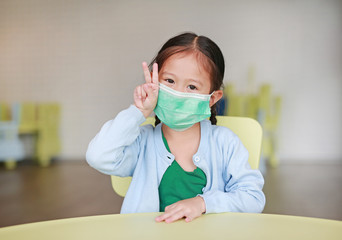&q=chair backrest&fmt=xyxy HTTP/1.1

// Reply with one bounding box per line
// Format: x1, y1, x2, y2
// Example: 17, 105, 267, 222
111, 116, 263, 197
